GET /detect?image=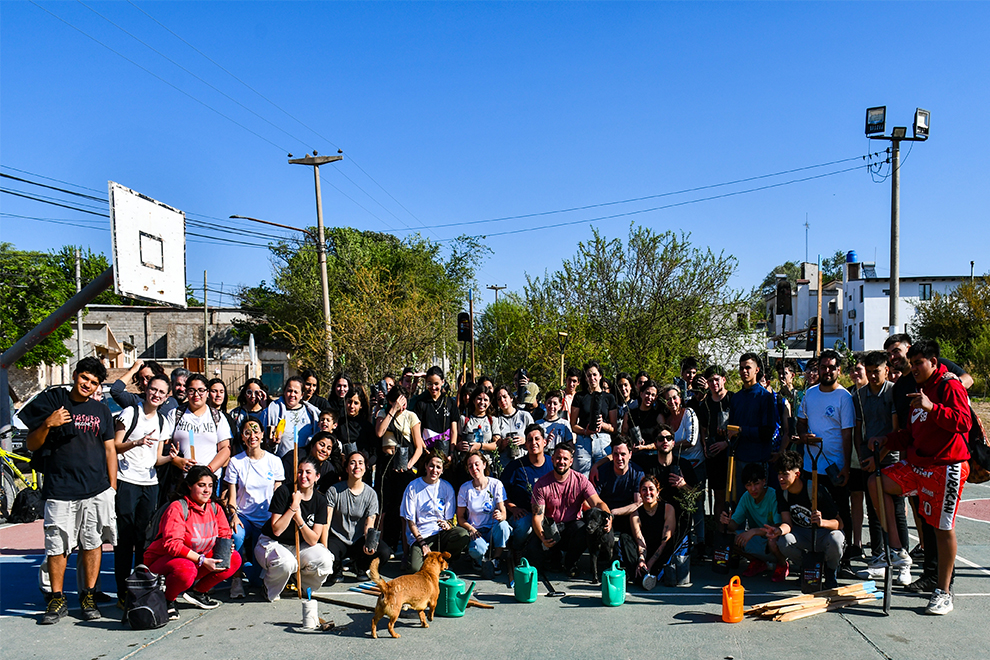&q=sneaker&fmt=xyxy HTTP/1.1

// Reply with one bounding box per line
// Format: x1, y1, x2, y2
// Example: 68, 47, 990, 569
894, 566, 913, 586
771, 562, 789, 583
856, 566, 887, 580
40, 593, 68, 625
866, 553, 888, 569
167, 601, 180, 621
79, 589, 102, 620
890, 548, 912, 569
838, 563, 859, 580
742, 560, 768, 578
642, 573, 658, 591
904, 574, 938, 593
492, 558, 504, 576
909, 543, 925, 560
93, 590, 112, 603
230, 578, 246, 599
181, 590, 221, 610
925, 588, 953, 615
